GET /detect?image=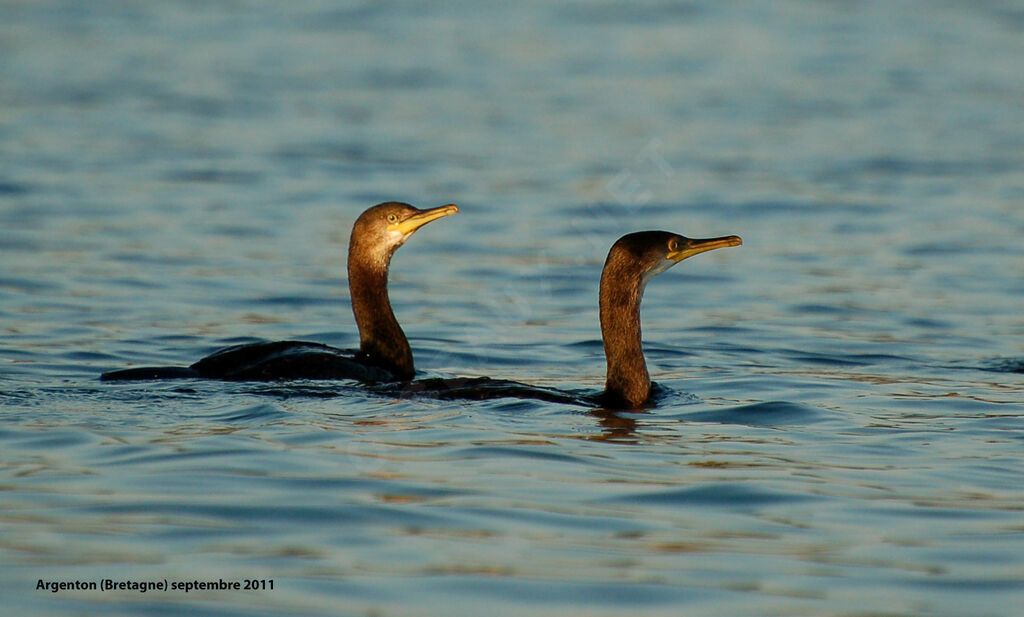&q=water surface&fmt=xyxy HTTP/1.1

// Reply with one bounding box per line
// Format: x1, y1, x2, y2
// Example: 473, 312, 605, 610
2, 2, 1023, 616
